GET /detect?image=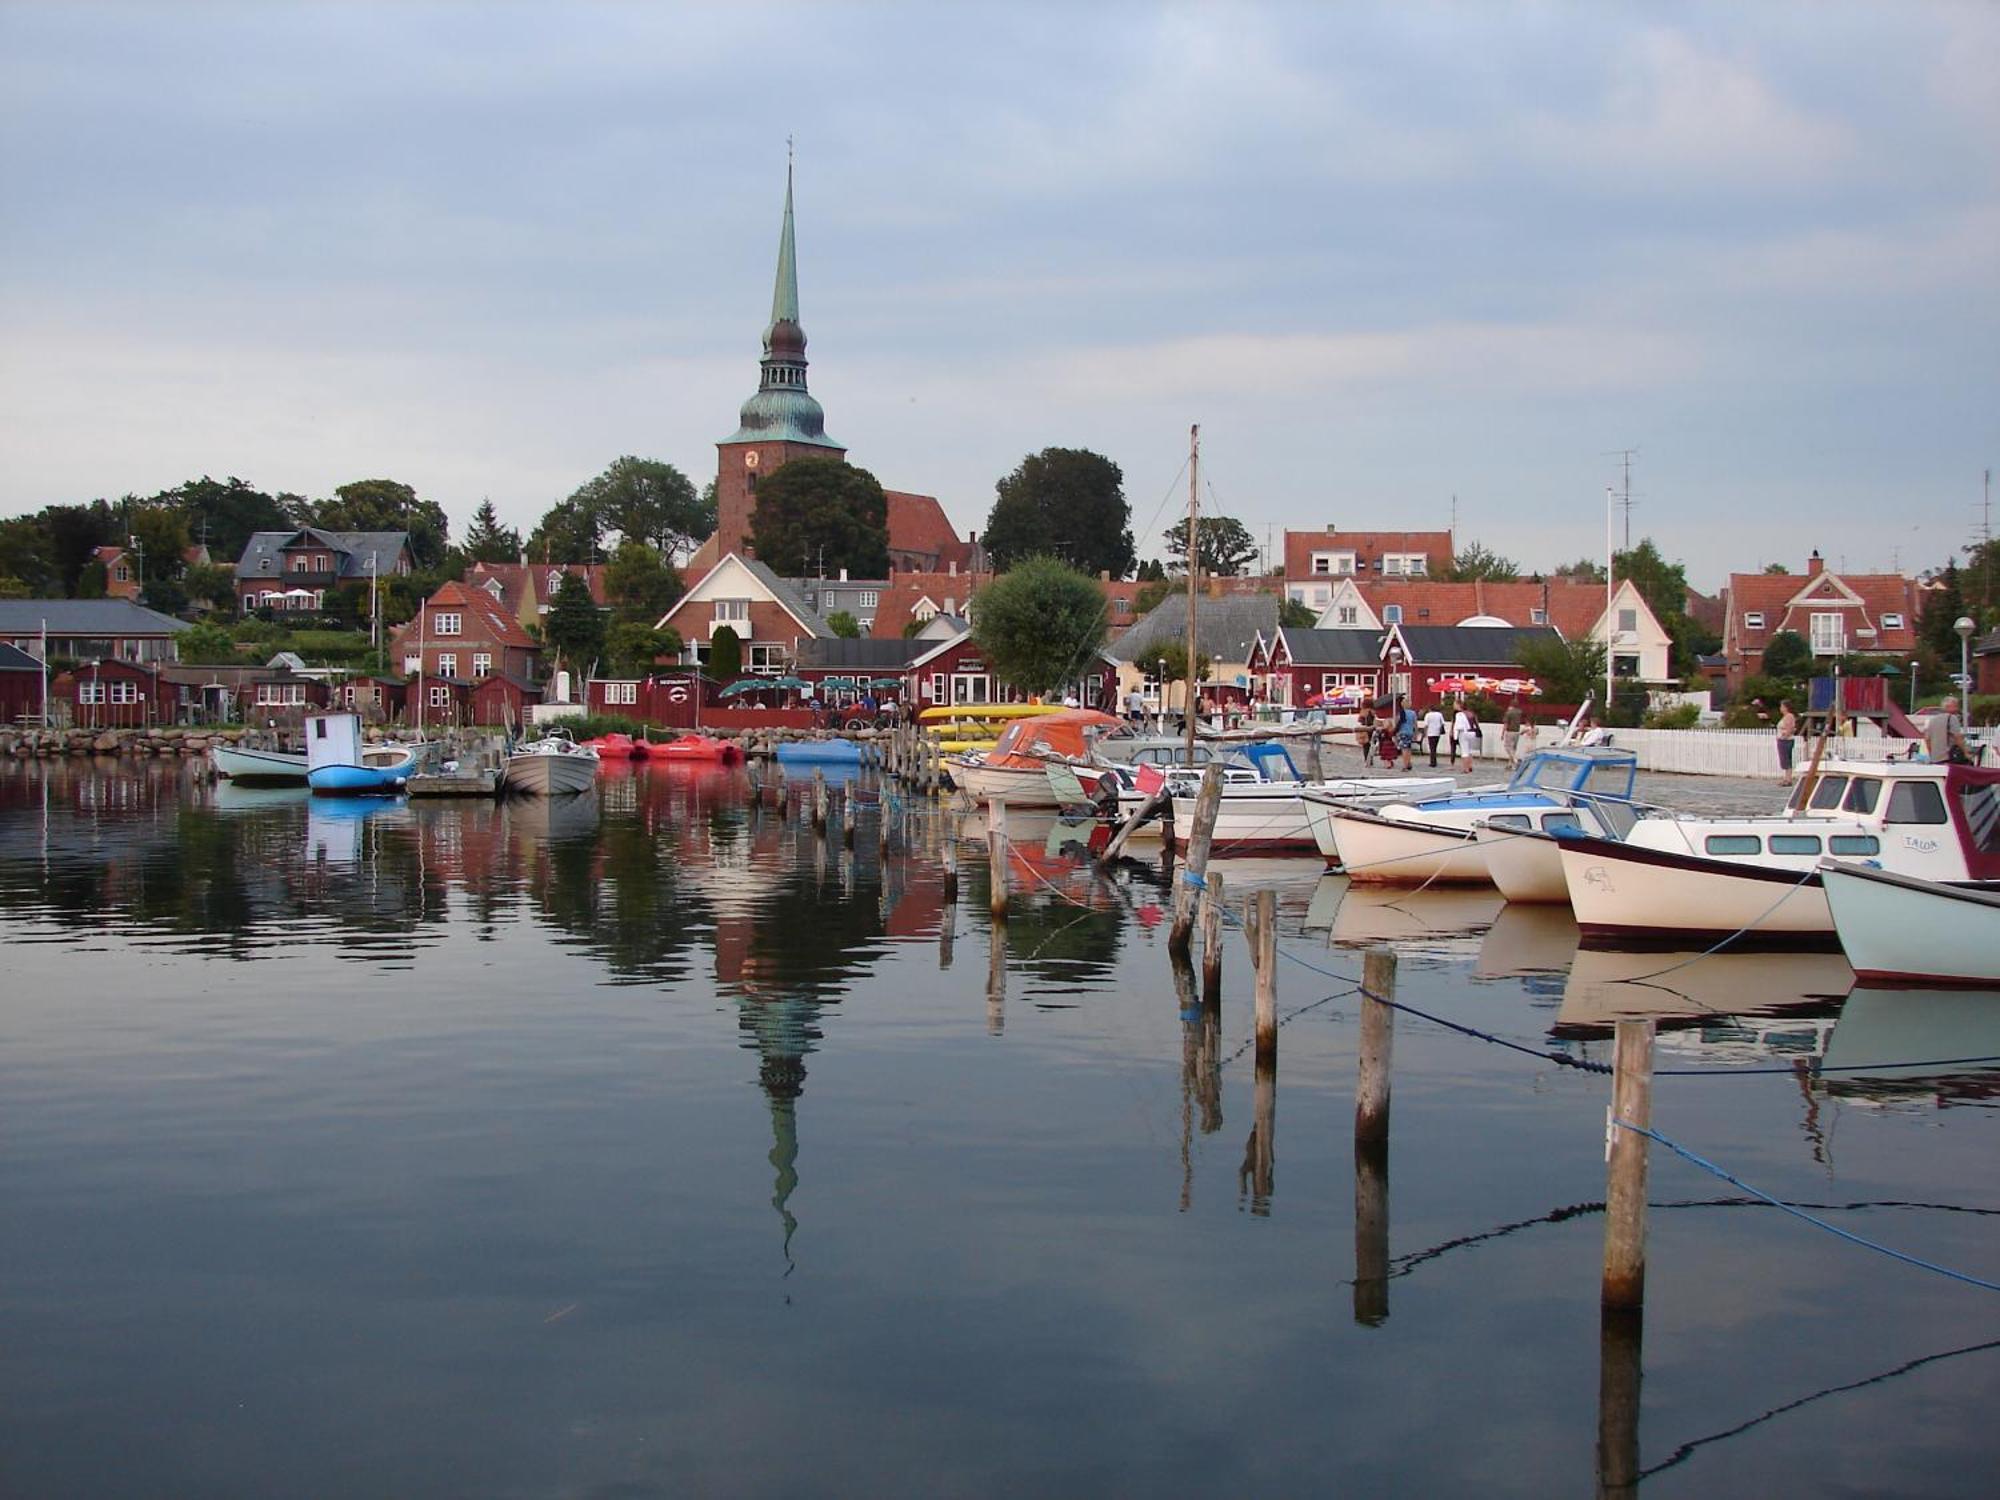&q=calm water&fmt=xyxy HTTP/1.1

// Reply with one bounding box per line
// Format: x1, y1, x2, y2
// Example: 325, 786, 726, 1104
1, 758, 1995, 1498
